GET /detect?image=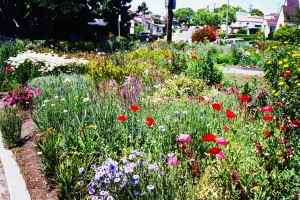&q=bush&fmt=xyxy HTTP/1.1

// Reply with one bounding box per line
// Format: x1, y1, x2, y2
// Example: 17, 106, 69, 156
273, 24, 300, 43
237, 29, 247, 34
0, 107, 24, 148
191, 26, 217, 43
